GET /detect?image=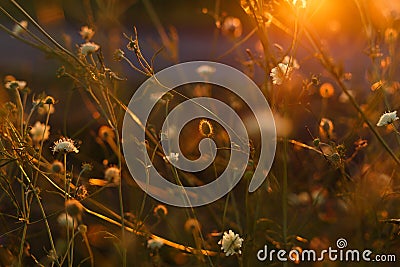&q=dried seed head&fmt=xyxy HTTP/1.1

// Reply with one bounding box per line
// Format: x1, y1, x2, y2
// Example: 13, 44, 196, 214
98, 125, 115, 140
184, 218, 201, 233
319, 118, 334, 139
319, 83, 335, 98
65, 199, 84, 218
104, 166, 121, 185
153, 205, 168, 217
51, 160, 64, 173
221, 17, 243, 39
